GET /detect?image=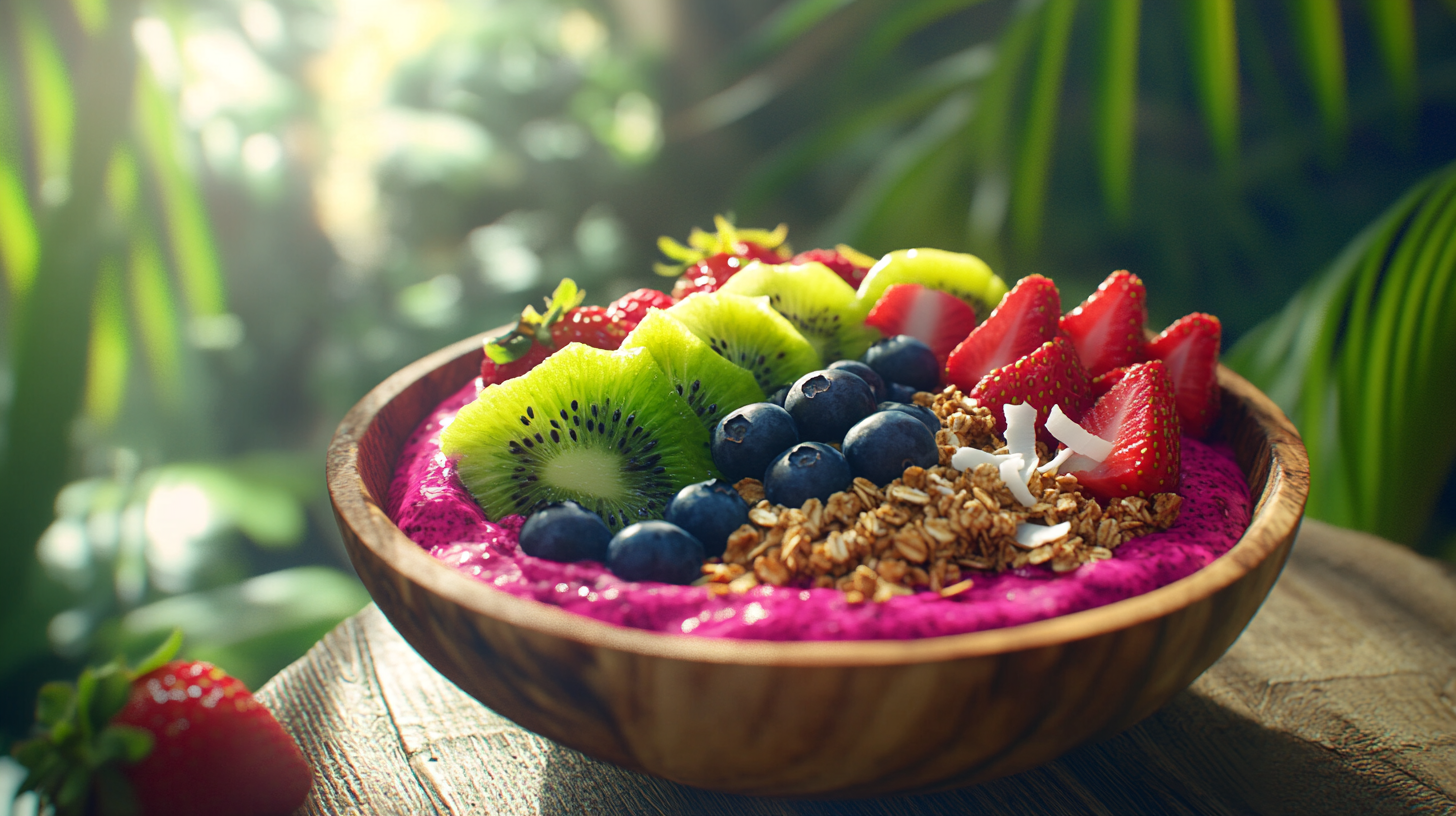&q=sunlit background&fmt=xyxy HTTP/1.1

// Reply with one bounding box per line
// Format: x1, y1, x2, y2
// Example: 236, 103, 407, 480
3, 0, 1456, 803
